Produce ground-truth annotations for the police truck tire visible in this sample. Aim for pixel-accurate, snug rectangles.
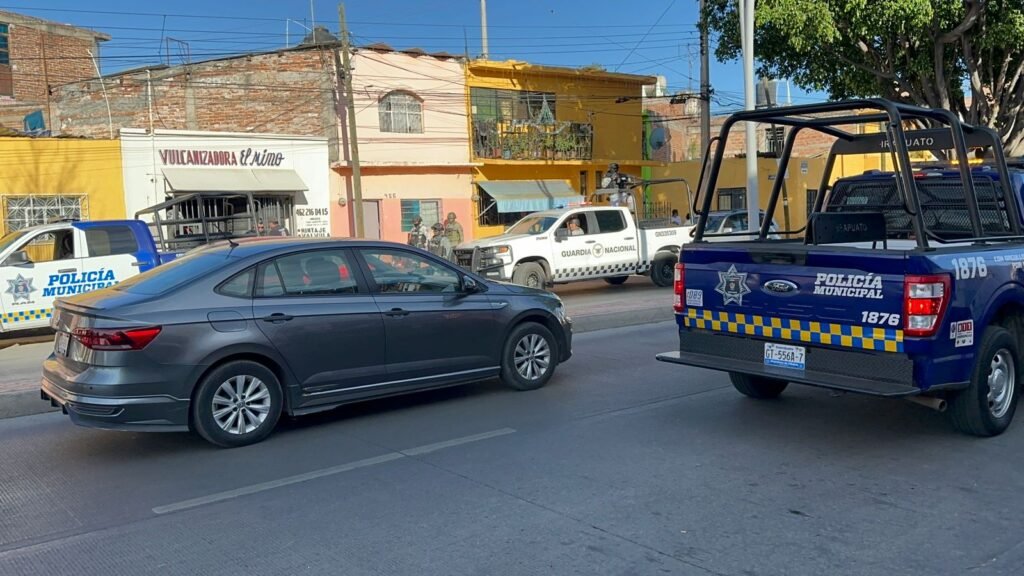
[192,361,283,448]
[500,322,558,391]
[604,276,629,285]
[650,254,676,287]
[947,326,1020,437]
[512,262,547,288]
[729,372,788,399]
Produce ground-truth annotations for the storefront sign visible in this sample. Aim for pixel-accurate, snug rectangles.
[159,148,286,167]
[295,207,330,238]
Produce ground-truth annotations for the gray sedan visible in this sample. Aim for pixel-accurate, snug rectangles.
[41,238,572,447]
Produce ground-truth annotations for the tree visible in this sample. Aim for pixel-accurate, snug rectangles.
[703,0,1024,154]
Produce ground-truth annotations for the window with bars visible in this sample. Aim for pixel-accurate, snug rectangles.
[2,195,86,236]
[379,91,423,134]
[400,199,440,231]
[0,22,11,96]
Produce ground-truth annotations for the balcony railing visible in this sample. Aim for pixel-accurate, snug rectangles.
[472,119,593,161]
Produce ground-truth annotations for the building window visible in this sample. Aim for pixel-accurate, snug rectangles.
[579,171,588,194]
[400,199,440,230]
[0,23,11,96]
[379,91,423,134]
[807,189,818,216]
[470,88,556,123]
[764,126,785,157]
[717,188,746,211]
[3,195,86,234]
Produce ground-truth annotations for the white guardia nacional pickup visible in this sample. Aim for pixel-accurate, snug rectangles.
[453,205,693,288]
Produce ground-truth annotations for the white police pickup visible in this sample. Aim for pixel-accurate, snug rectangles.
[0,219,165,333]
[454,206,692,288]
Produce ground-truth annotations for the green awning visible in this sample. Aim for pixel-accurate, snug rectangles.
[477,180,583,213]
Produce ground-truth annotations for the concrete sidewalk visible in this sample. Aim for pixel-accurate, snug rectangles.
[0,278,673,420]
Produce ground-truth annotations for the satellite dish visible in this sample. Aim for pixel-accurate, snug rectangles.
[648,126,667,151]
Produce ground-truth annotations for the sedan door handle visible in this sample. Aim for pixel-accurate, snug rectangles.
[261,313,294,323]
[584,240,596,244]
[624,236,635,240]
[57,268,77,274]
[384,308,410,317]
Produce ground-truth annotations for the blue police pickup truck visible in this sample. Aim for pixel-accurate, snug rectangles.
[0,191,272,334]
[657,99,1024,437]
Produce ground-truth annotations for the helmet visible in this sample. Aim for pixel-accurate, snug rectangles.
[412,216,423,225]
[431,222,444,231]
[608,163,619,171]
[447,212,456,220]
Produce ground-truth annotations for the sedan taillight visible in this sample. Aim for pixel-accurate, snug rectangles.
[73,327,162,351]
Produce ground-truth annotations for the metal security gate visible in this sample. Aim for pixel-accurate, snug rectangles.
[253,195,294,235]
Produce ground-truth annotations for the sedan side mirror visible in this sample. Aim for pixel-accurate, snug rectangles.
[554,228,569,243]
[462,275,484,294]
[2,250,31,267]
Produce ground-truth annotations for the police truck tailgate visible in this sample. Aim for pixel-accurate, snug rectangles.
[663,241,926,395]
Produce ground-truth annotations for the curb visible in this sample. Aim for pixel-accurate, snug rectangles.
[0,306,675,421]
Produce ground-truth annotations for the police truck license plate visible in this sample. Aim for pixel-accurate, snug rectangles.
[764,343,805,370]
[54,332,70,357]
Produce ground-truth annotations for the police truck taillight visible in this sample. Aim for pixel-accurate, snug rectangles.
[903,275,950,337]
[673,263,685,312]
[73,327,162,351]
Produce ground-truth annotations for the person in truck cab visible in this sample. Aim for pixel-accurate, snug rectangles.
[567,218,585,236]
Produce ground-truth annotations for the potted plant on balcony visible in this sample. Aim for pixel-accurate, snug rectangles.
[554,132,575,160]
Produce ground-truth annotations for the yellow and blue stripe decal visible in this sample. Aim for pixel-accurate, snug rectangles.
[683,308,904,353]
[1,308,52,324]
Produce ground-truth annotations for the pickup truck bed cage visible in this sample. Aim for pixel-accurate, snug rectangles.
[135,191,263,253]
[692,99,1024,248]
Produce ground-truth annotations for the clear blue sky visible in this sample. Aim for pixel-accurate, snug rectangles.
[6,0,822,112]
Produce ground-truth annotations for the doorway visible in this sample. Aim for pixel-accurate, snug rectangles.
[362,200,381,239]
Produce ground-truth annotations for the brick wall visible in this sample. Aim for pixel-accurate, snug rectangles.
[0,11,108,131]
[6,23,98,102]
[52,47,340,157]
[644,100,875,160]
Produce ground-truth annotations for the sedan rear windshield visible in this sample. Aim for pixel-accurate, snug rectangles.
[114,252,237,295]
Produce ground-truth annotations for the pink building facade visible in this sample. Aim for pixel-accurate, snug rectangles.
[332,47,477,246]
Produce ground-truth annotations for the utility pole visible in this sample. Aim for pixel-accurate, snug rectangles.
[698,0,711,154]
[338,3,364,237]
[739,0,759,233]
[480,0,489,58]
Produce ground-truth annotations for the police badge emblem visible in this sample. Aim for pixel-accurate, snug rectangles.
[715,265,751,305]
[5,274,35,303]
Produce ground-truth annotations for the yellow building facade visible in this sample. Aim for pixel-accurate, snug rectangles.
[0,137,126,260]
[466,60,659,238]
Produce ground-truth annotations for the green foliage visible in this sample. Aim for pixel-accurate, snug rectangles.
[703,0,1024,152]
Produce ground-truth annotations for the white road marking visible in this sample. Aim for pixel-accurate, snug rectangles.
[151,427,517,515]
[399,427,515,456]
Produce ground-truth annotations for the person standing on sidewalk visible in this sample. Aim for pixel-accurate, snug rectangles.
[443,212,463,247]
[407,216,428,250]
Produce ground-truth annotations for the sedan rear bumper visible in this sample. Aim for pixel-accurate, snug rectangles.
[41,376,190,432]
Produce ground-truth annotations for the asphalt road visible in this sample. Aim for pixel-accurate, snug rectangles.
[2,321,1023,576]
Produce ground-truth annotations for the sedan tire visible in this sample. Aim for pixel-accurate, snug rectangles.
[192,360,284,448]
[500,322,558,391]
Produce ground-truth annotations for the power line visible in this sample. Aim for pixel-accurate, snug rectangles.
[0,5,698,29]
[614,0,678,71]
